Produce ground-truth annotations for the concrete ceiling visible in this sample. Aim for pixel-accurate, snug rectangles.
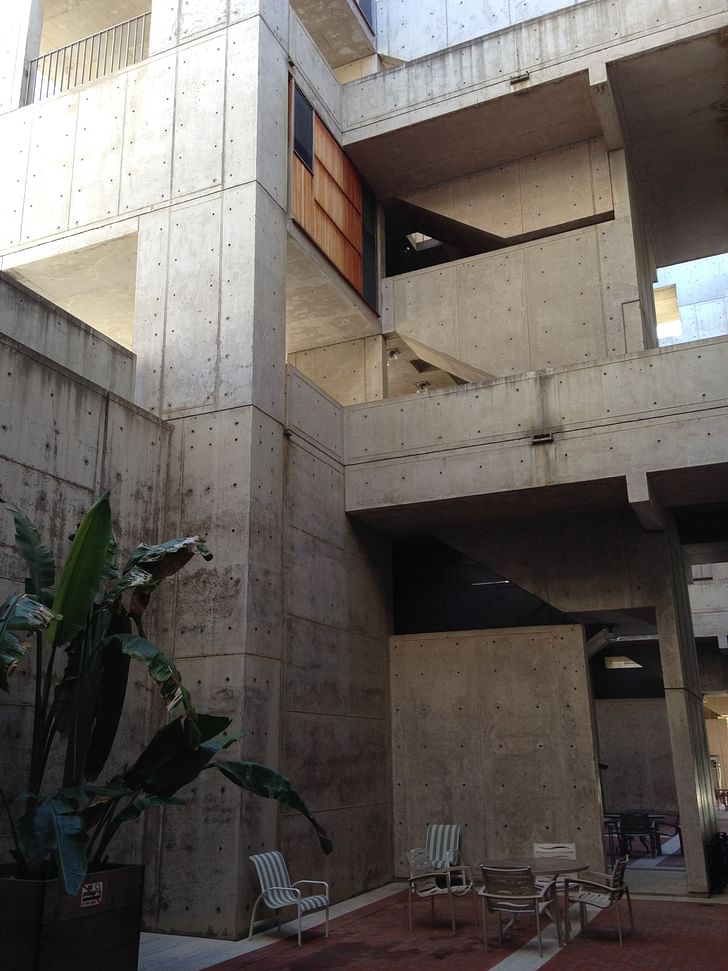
[608,31,728,268]
[345,72,603,199]
[286,232,379,353]
[7,234,137,348]
[40,0,150,54]
[704,694,728,718]
[290,0,375,69]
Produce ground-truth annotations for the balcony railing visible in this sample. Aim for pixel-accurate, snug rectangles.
[25,12,151,105]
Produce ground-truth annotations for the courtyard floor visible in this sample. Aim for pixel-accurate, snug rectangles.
[140,880,728,971]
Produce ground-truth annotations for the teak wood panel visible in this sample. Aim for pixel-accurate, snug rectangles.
[292,113,364,294]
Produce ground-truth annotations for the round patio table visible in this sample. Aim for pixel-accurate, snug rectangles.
[480,857,589,876]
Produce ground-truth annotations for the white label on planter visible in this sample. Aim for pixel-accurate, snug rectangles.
[81,881,104,908]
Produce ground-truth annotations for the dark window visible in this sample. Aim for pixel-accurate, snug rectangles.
[293,87,314,172]
[357,0,375,29]
[362,182,377,308]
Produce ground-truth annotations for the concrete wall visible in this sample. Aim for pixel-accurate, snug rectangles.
[383,219,638,377]
[595,699,678,813]
[656,255,728,347]
[375,0,582,62]
[288,337,385,404]
[390,625,605,874]
[402,138,612,240]
[0,273,134,397]
[383,143,651,378]
[0,330,170,868]
[279,369,391,900]
[0,0,41,114]
[432,510,715,892]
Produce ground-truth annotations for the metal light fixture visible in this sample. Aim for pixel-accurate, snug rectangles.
[414,380,431,394]
[387,348,401,366]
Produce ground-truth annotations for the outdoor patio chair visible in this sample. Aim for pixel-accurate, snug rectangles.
[425,823,462,869]
[564,855,633,946]
[478,866,561,956]
[533,841,577,892]
[618,811,658,857]
[248,850,330,947]
[655,813,683,855]
[407,847,476,934]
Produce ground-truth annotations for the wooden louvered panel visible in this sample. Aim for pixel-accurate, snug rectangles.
[292,155,315,232]
[313,204,363,292]
[314,164,362,252]
[314,117,344,186]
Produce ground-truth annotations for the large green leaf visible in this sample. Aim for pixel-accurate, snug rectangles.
[49,494,113,647]
[123,715,234,793]
[1,502,55,602]
[17,798,88,895]
[214,761,333,855]
[122,536,213,578]
[0,594,56,691]
[119,633,196,720]
[83,615,134,781]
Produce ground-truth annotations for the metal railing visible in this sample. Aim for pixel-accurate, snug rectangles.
[25,11,151,105]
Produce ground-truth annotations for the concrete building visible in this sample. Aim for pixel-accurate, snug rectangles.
[2,0,728,939]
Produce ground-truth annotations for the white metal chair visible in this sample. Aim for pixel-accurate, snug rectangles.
[248,850,330,947]
[564,856,633,946]
[478,866,561,955]
[407,847,476,934]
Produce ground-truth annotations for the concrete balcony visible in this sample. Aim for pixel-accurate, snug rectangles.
[26,10,151,105]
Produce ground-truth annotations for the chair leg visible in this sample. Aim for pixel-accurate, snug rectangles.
[325,903,330,940]
[625,887,634,932]
[448,891,456,935]
[579,901,586,933]
[498,912,505,945]
[247,898,261,940]
[551,897,562,948]
[615,899,623,947]
[471,887,478,926]
[297,904,302,947]
[481,899,488,950]
[535,909,543,958]
[408,892,413,932]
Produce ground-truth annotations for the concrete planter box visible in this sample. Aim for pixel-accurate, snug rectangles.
[0,863,144,971]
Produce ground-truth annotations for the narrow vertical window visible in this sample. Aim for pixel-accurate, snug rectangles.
[293,87,314,172]
[362,182,378,308]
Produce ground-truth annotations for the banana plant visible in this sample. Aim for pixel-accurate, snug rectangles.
[0,494,331,896]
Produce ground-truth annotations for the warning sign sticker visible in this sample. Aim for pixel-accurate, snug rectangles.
[80,881,104,908]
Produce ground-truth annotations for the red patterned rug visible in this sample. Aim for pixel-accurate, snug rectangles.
[204,890,553,970]
[204,892,728,971]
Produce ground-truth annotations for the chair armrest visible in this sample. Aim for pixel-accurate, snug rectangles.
[263,886,301,899]
[564,877,613,894]
[580,869,611,884]
[293,880,329,895]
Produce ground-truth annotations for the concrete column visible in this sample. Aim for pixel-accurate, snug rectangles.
[657,520,717,894]
[0,0,42,114]
[134,11,291,937]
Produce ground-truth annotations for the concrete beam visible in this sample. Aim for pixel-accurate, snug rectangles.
[627,472,666,532]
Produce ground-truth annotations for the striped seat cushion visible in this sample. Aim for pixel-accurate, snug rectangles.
[299,894,329,914]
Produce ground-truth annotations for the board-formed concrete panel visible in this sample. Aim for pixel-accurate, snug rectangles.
[596,699,678,813]
[390,626,604,875]
[119,54,176,213]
